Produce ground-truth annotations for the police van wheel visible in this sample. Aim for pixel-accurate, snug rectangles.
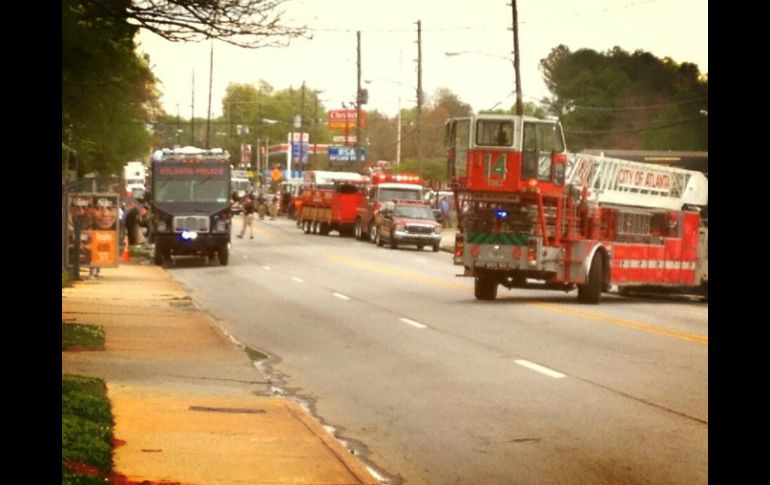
[154,247,165,266]
[218,247,229,266]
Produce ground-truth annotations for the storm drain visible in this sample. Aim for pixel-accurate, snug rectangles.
[189,405,266,414]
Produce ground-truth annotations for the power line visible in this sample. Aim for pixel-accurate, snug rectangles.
[564,115,706,135]
[568,97,707,112]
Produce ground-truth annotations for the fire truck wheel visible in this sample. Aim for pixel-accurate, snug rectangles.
[369,223,377,243]
[320,222,330,235]
[217,247,229,265]
[312,221,320,234]
[355,219,363,240]
[578,255,602,304]
[474,274,497,300]
[303,220,311,234]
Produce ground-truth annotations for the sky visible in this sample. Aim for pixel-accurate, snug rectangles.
[136,0,707,120]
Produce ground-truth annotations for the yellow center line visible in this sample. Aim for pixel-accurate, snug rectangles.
[327,252,708,346]
[530,302,708,346]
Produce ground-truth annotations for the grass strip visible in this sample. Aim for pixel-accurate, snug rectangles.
[62,324,105,351]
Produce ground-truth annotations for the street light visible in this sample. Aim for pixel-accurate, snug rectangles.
[364,79,417,167]
[445,50,522,115]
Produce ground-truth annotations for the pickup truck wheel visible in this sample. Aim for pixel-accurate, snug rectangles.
[577,255,602,304]
[474,274,497,300]
[417,244,424,251]
[390,238,398,250]
[432,243,440,252]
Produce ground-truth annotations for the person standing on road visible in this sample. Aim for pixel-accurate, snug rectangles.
[270,192,279,220]
[439,196,450,228]
[237,192,256,239]
[256,191,267,220]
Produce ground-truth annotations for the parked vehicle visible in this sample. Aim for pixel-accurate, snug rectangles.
[374,199,442,251]
[148,146,232,266]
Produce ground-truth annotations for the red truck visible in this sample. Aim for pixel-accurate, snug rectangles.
[297,171,365,237]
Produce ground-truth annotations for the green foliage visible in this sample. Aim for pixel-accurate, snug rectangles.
[62,375,114,472]
[62,0,159,177]
[62,271,73,288]
[539,45,707,151]
[62,324,105,351]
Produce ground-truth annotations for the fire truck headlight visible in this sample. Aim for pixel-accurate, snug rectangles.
[181,231,198,240]
[156,221,168,232]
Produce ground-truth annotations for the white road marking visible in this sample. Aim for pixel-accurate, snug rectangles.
[333,292,351,301]
[399,317,427,329]
[291,277,304,283]
[263,266,271,271]
[514,359,566,379]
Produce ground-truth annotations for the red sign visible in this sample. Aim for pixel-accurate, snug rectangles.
[327,109,366,129]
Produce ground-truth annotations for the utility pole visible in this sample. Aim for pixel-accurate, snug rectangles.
[300,80,306,171]
[416,20,423,175]
[313,94,319,168]
[511,1,523,116]
[206,41,214,148]
[355,31,362,168]
[176,104,181,146]
[191,71,195,145]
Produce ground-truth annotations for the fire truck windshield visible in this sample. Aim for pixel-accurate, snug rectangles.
[155,179,229,203]
[378,188,422,202]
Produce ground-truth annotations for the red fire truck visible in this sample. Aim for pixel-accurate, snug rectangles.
[297,171,365,236]
[354,172,425,243]
[446,114,708,303]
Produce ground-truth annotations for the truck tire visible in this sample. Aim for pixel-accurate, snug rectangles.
[154,246,165,266]
[474,274,497,300]
[355,218,363,240]
[578,255,602,304]
[218,247,229,266]
[432,242,440,252]
[369,223,378,244]
[376,230,383,246]
[320,222,330,235]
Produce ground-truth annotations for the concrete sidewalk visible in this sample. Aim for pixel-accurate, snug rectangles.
[62,262,378,485]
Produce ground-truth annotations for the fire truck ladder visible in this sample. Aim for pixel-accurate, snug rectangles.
[566,154,708,211]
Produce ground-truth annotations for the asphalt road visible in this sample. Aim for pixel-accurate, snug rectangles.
[166,217,708,485]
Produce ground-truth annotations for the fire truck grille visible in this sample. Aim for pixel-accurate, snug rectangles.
[406,225,434,234]
[173,216,210,233]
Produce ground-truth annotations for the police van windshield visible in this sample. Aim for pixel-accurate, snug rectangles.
[155,180,229,203]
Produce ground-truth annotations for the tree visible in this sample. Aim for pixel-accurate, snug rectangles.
[539,45,707,151]
[81,0,307,48]
[63,0,160,177]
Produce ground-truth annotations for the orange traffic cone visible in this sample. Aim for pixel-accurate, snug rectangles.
[120,245,130,262]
